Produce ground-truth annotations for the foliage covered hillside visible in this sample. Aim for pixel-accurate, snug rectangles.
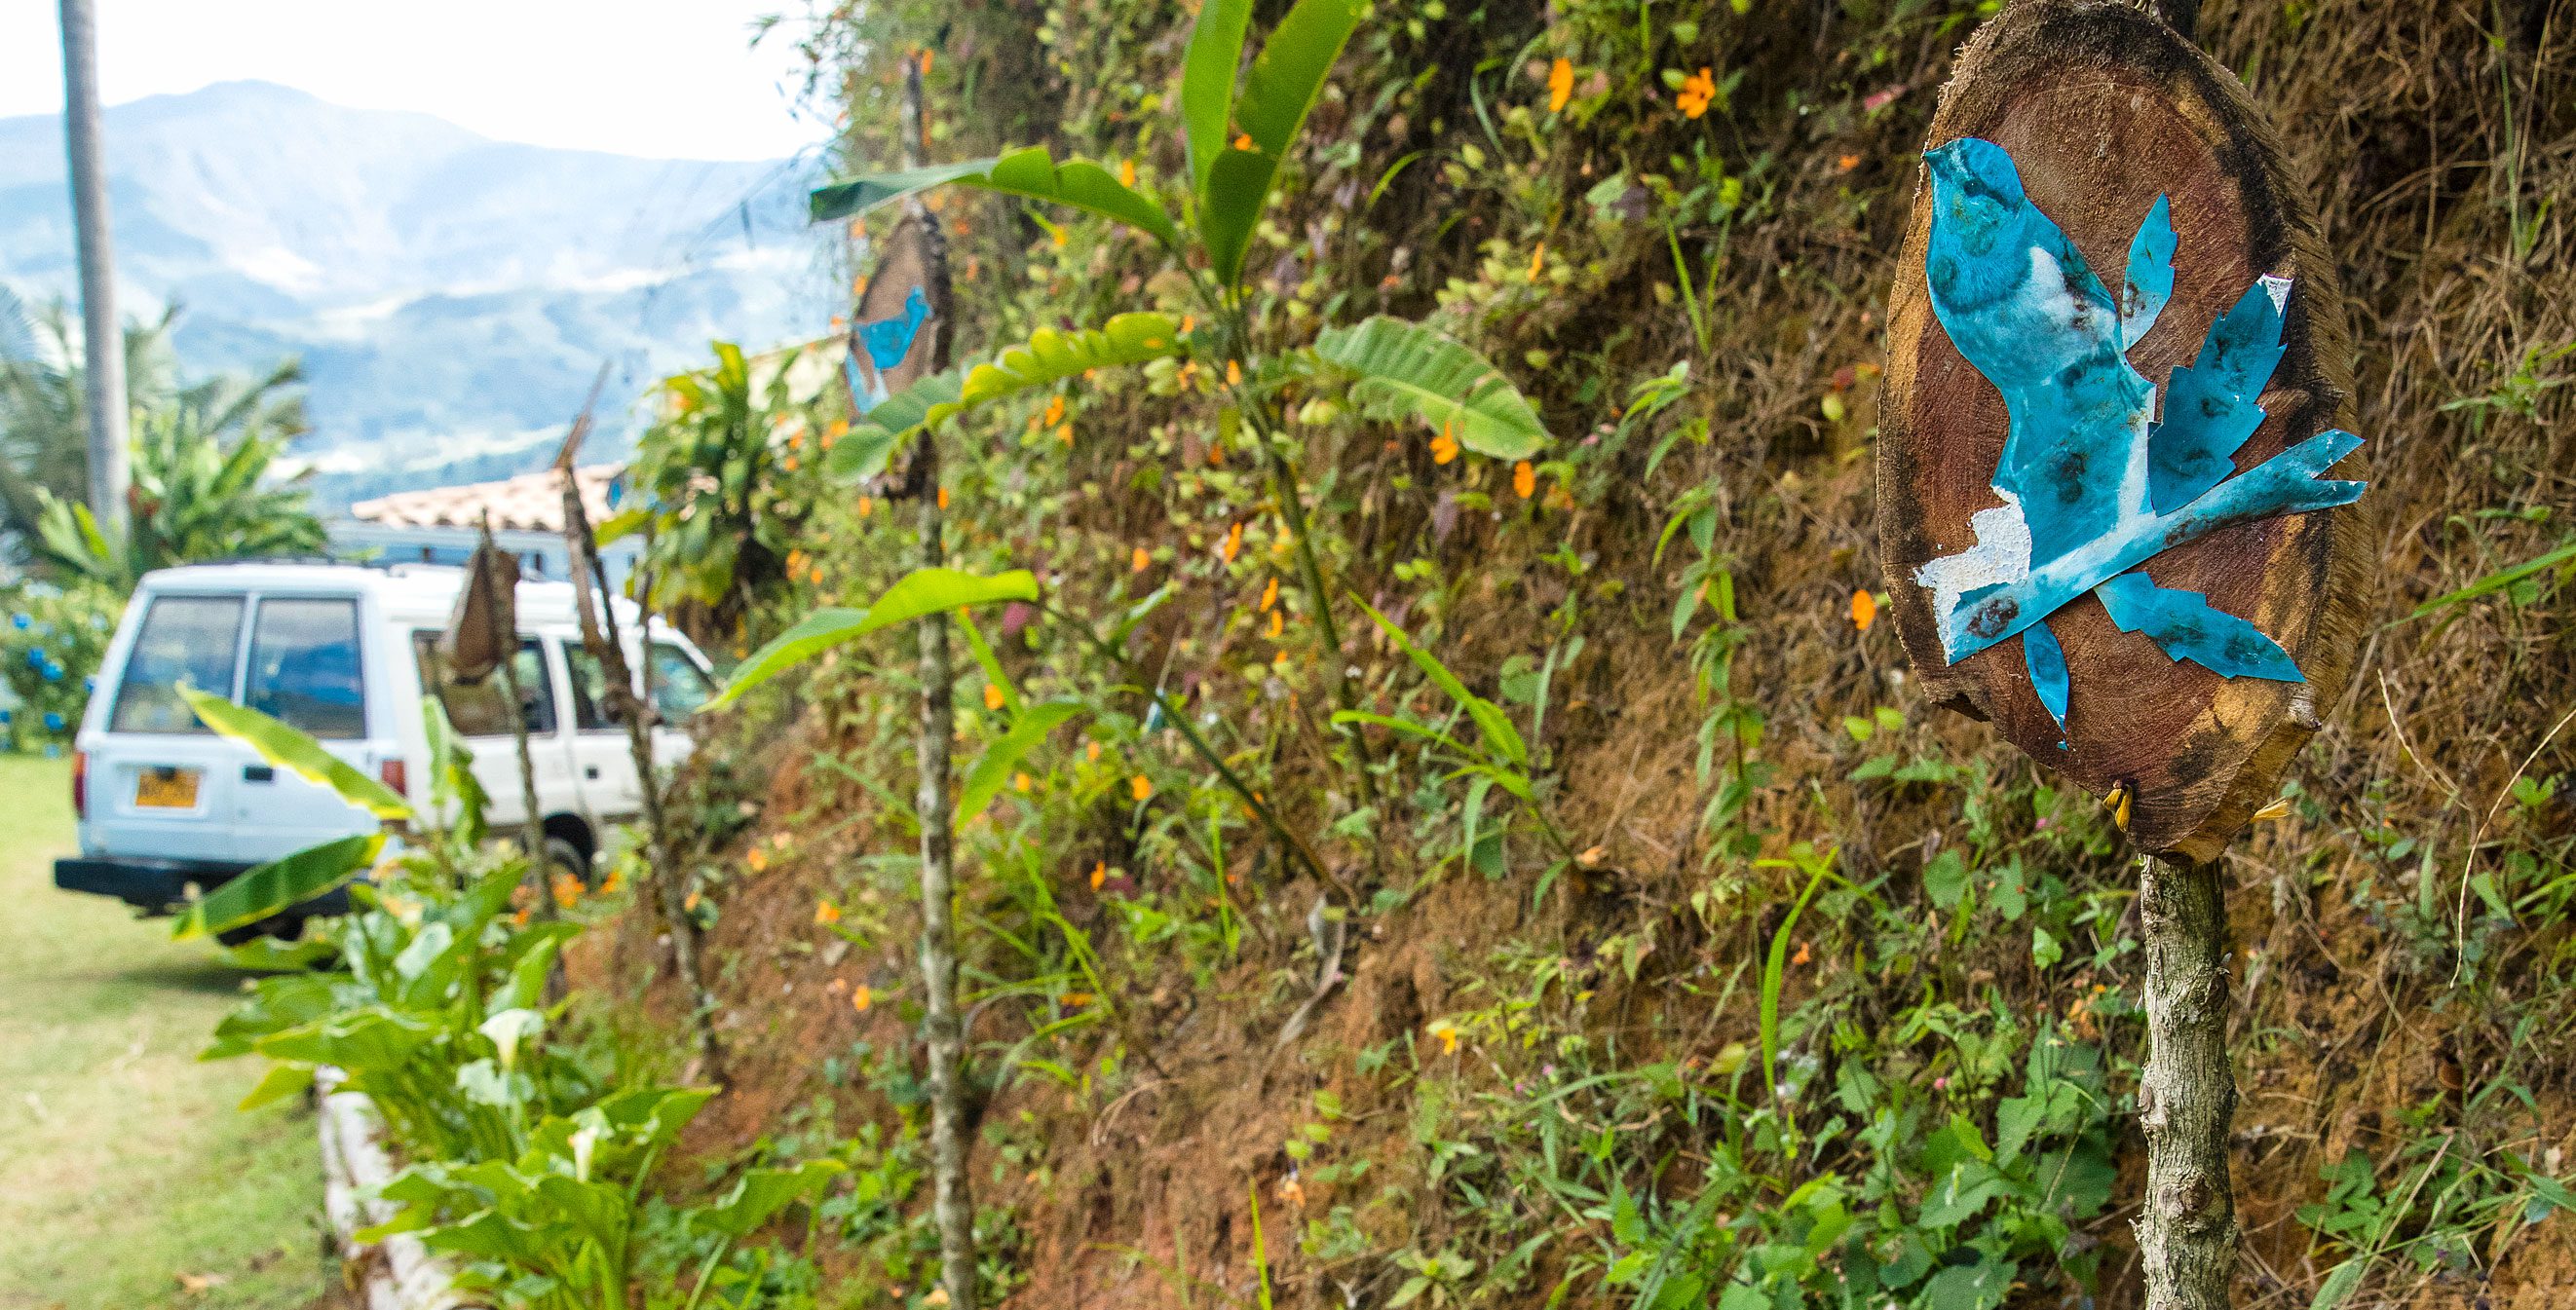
[585,0,2576,1306]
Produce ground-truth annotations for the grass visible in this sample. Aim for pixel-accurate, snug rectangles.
[0,754,327,1310]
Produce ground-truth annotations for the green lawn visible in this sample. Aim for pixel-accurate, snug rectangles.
[0,754,327,1310]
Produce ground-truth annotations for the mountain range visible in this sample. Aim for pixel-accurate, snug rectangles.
[0,80,836,505]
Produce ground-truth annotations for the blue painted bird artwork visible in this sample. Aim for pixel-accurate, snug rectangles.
[1914,136,2368,746]
[843,285,931,415]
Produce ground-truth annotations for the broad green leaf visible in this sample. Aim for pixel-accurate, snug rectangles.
[1234,0,1362,158]
[237,1063,316,1111]
[958,700,1087,830]
[256,1006,434,1071]
[1181,0,1257,197]
[830,316,1187,483]
[811,148,1182,249]
[181,687,410,820]
[807,159,993,221]
[829,369,966,481]
[592,505,651,545]
[1313,317,1549,460]
[705,1160,847,1238]
[1200,147,1277,288]
[1352,598,1528,766]
[708,569,1041,708]
[178,833,384,940]
[962,313,1187,407]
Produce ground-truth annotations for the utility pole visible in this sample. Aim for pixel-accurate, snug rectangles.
[59,0,128,536]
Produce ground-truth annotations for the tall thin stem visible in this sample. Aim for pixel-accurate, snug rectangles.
[2136,854,2239,1309]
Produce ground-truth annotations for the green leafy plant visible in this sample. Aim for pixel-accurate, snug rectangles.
[809,0,1549,829]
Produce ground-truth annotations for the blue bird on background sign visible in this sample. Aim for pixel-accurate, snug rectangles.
[1915,137,2367,744]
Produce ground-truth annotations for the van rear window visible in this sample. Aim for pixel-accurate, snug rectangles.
[108,594,245,733]
[245,598,366,739]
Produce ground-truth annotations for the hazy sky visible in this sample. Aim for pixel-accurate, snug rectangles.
[0,0,826,161]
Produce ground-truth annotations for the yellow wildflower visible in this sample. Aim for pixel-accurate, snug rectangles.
[1428,1019,1460,1054]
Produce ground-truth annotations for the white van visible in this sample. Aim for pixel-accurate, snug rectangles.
[54,560,718,931]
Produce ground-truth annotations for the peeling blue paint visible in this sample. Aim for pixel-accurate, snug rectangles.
[1915,137,2367,743]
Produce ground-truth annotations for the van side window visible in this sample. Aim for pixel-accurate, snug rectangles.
[562,645,618,732]
[412,632,557,737]
[244,598,367,739]
[109,595,246,733]
[649,644,714,721]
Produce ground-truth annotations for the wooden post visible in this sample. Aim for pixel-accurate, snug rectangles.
[554,405,720,1072]
[2137,855,2237,1308]
[889,53,979,1310]
[478,516,554,925]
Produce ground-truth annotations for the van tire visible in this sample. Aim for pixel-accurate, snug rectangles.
[545,837,590,888]
[216,914,306,948]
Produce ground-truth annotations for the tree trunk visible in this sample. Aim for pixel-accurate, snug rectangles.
[57,0,128,537]
[893,56,980,1310]
[2136,855,2238,1309]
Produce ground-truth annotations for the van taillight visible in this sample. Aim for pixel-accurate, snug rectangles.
[379,758,407,798]
[71,750,88,819]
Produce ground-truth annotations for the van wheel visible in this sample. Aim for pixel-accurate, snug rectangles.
[216,914,306,948]
[545,837,591,888]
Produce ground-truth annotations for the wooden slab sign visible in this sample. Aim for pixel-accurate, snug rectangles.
[1877,0,2373,861]
[844,212,948,413]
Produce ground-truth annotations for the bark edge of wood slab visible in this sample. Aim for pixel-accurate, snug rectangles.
[1876,0,2372,862]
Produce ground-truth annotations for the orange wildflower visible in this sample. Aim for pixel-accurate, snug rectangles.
[1850,588,1877,633]
[1053,422,1073,446]
[1085,740,1102,762]
[1226,358,1243,386]
[1042,395,1066,427]
[1837,153,1861,172]
[1547,57,1574,114]
[1791,941,1812,966]
[747,847,770,873]
[1090,861,1108,890]
[857,496,874,518]
[1529,242,1546,280]
[1118,158,1138,188]
[984,683,1006,710]
[937,486,951,509]
[1678,66,1717,119]
[1013,771,1034,793]
[1513,460,1536,499]
[551,872,582,909]
[1130,774,1154,802]
[1268,609,1284,639]
[1428,1019,1460,1054]
[1223,521,1244,562]
[1232,131,1253,150]
[1430,424,1461,465]
[852,985,873,1013]
[815,900,841,925]
[1259,577,1280,613]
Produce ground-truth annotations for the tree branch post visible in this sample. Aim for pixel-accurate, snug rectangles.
[892,53,980,1310]
[2136,854,2239,1309]
[552,415,721,1074]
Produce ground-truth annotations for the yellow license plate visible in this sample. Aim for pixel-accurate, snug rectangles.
[134,767,202,809]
